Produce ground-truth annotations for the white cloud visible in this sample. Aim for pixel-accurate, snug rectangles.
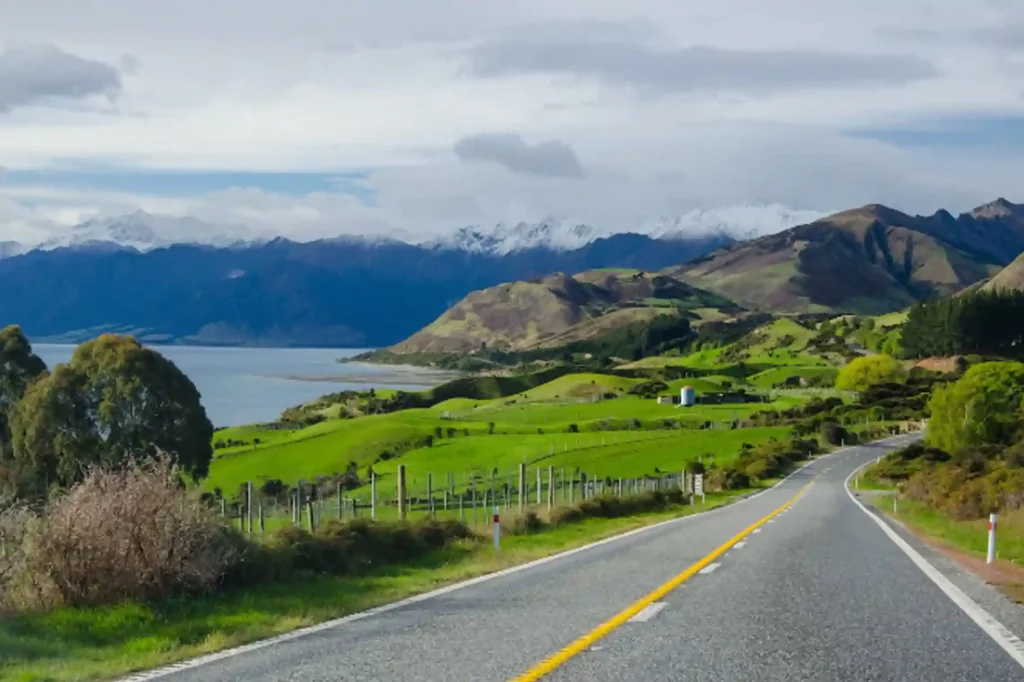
[0,0,1023,243]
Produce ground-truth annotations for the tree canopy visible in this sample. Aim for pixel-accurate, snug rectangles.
[926,361,1024,454]
[835,354,907,392]
[901,290,1024,359]
[0,325,47,460]
[3,334,213,497]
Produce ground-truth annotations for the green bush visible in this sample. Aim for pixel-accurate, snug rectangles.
[821,421,849,446]
[545,488,687,527]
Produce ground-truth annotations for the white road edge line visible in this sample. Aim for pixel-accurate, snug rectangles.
[845,462,1024,669]
[116,447,849,681]
[698,562,722,575]
[628,601,668,623]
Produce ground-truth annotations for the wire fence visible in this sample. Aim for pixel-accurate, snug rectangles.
[221,464,706,536]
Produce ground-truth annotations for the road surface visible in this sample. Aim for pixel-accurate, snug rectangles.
[127,436,1024,682]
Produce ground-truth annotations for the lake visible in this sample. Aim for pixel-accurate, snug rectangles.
[32,345,451,428]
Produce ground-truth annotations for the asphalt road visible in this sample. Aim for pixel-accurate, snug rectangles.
[132,435,1024,682]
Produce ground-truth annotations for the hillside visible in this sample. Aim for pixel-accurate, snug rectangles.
[0,233,731,347]
[981,251,1024,293]
[670,200,1023,314]
[389,270,739,354]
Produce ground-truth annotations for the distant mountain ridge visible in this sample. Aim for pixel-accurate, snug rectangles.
[3,199,1020,348]
[0,231,732,347]
[422,204,824,255]
[385,198,1024,356]
[0,203,822,258]
[672,199,1024,314]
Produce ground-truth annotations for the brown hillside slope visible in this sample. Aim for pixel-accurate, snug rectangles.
[981,252,1024,293]
[670,202,1012,314]
[389,270,736,353]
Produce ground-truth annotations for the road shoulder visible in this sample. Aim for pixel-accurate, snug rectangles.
[852,490,1024,644]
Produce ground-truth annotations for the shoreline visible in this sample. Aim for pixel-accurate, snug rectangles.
[256,362,463,387]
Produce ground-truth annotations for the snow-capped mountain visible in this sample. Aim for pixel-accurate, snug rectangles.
[1,203,827,258]
[35,211,267,253]
[641,205,828,242]
[424,204,827,255]
[428,220,606,255]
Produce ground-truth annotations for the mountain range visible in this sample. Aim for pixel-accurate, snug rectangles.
[3,199,1022,349]
[1,204,821,258]
[0,231,731,347]
[672,199,1024,313]
[384,198,1024,355]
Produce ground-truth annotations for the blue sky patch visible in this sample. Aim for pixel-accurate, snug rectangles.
[4,168,377,204]
[848,115,1024,149]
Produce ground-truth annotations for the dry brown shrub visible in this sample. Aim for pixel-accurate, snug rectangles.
[27,456,235,608]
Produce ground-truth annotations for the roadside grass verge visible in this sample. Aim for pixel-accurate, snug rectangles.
[0,491,744,682]
[880,498,1024,566]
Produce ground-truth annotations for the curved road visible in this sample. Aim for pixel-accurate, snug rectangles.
[127,436,1024,682]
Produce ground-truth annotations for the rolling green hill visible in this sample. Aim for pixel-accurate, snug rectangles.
[204,371,802,496]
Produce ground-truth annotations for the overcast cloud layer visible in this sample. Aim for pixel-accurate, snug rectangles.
[1,0,1024,244]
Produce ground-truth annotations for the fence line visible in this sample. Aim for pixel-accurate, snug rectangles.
[219,463,702,535]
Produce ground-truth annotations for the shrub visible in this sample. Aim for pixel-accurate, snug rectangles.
[821,421,849,446]
[267,517,473,576]
[21,457,236,609]
[0,498,35,611]
[504,510,545,535]
[708,468,751,490]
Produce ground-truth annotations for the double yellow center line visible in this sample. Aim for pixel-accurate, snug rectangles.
[509,481,813,681]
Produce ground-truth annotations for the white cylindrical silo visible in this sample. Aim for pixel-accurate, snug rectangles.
[681,386,695,407]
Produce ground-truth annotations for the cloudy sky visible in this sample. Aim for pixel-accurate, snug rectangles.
[1,0,1024,244]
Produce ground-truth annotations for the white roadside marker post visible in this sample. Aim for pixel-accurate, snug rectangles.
[987,513,997,565]
[493,506,501,552]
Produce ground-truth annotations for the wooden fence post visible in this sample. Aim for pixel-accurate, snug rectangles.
[397,465,407,520]
[547,466,554,511]
[518,463,526,512]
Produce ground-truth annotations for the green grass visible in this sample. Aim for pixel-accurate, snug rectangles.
[884,499,1024,565]
[359,427,790,499]
[0,492,747,682]
[861,459,1023,564]
[205,411,489,494]
[873,310,909,329]
[444,393,794,427]
[620,317,840,372]
[509,373,638,401]
[746,365,838,389]
[204,370,804,497]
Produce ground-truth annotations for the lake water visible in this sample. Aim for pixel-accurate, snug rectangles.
[32,345,449,428]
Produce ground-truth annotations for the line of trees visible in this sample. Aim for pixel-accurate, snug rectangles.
[900,290,1024,359]
[0,326,213,499]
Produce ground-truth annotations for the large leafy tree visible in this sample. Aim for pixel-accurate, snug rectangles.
[6,334,212,497]
[0,325,47,459]
[926,361,1024,454]
[835,354,907,392]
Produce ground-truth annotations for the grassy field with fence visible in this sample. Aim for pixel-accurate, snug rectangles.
[205,380,801,497]
[217,423,790,534]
